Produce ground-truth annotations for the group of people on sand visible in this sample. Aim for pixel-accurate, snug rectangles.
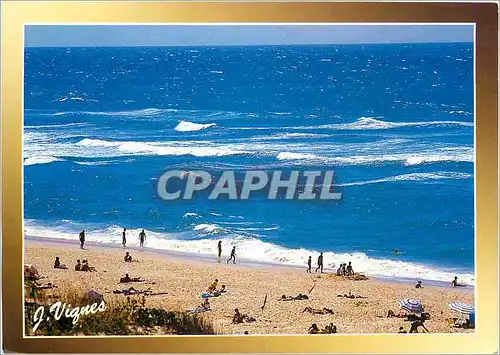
[336,262,354,276]
[53,257,95,272]
[203,279,228,297]
[74,259,96,272]
[306,254,355,276]
[308,323,337,334]
[78,228,148,249]
[306,253,324,273]
[217,241,237,264]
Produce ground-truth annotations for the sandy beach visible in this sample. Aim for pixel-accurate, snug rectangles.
[24,238,474,335]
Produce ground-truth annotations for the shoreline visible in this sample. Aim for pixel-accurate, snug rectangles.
[25,235,473,292]
[24,237,475,335]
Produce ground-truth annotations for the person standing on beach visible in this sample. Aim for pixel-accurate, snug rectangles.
[307,256,312,273]
[139,229,146,247]
[122,228,127,247]
[315,252,323,273]
[217,241,222,263]
[227,246,236,264]
[79,230,85,249]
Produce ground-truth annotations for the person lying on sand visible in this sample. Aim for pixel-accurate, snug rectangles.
[187,299,212,314]
[303,307,333,315]
[405,313,430,322]
[337,291,367,299]
[119,273,144,283]
[54,257,68,270]
[454,318,474,329]
[308,323,320,334]
[280,293,309,301]
[36,282,58,290]
[322,323,337,334]
[218,285,227,293]
[387,309,407,318]
[114,287,142,295]
[124,252,133,262]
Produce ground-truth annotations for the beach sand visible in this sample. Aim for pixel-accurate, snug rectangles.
[24,238,474,335]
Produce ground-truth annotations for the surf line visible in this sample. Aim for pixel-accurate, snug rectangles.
[156,170,342,201]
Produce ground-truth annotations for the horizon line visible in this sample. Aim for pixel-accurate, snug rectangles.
[25,41,474,49]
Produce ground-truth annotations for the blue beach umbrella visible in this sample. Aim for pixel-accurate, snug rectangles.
[399,299,424,313]
[449,302,474,315]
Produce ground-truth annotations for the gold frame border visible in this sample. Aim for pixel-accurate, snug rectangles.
[2,2,498,353]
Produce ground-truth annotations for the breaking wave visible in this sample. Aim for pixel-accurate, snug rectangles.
[24,219,475,286]
[175,121,217,132]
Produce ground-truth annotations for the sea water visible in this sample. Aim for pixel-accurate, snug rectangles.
[24,43,474,284]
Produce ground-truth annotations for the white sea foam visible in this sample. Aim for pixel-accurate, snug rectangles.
[235,117,474,132]
[193,224,225,234]
[75,138,251,157]
[24,156,64,166]
[175,121,217,132]
[183,212,201,218]
[313,117,474,130]
[24,220,475,286]
[25,122,90,129]
[277,152,324,161]
[251,133,329,140]
[337,172,472,187]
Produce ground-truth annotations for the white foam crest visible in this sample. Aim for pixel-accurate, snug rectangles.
[71,108,172,117]
[277,152,324,161]
[193,224,225,234]
[24,156,64,166]
[23,131,472,167]
[251,133,329,141]
[236,117,474,132]
[24,220,474,286]
[25,122,90,129]
[74,159,135,166]
[337,172,472,187]
[315,117,474,130]
[175,121,217,132]
[74,138,252,157]
[183,212,201,218]
[277,148,473,166]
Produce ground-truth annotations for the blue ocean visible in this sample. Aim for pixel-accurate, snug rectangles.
[24,43,474,284]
